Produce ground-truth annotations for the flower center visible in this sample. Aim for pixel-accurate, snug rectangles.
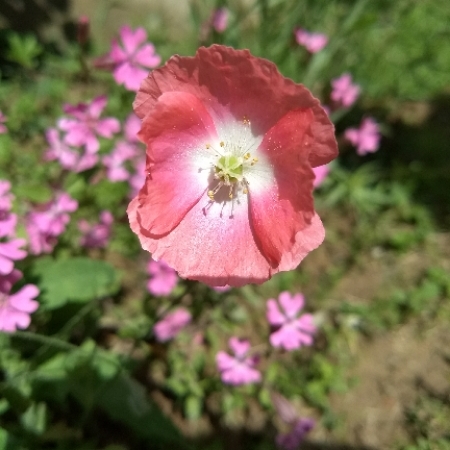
[205,119,261,202]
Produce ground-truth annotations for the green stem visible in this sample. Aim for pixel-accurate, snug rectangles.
[11,331,76,351]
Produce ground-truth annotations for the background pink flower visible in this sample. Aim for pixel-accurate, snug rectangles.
[216,337,261,385]
[0,111,7,134]
[267,292,316,351]
[331,73,360,107]
[109,26,161,91]
[103,141,137,182]
[58,96,120,153]
[153,308,191,342]
[78,211,113,248]
[26,192,78,255]
[295,29,328,53]
[212,7,229,33]
[0,270,39,333]
[124,113,141,143]
[147,259,178,296]
[312,164,330,188]
[345,117,381,155]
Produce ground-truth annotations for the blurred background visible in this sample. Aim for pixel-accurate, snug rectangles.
[0,1,449,449]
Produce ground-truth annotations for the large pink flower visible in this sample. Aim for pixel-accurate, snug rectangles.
[128,45,338,287]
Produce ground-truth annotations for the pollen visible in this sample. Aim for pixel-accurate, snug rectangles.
[207,190,215,200]
[244,152,251,160]
[205,143,211,149]
[220,141,225,147]
[242,116,250,126]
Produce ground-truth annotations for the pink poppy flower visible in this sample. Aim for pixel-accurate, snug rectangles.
[78,211,113,248]
[58,96,120,153]
[108,26,161,91]
[272,392,315,450]
[0,270,39,332]
[330,73,360,108]
[0,111,7,134]
[212,7,229,33]
[345,117,381,156]
[266,291,316,351]
[295,29,328,53]
[216,337,261,386]
[153,307,191,342]
[127,45,338,287]
[146,259,178,296]
[312,164,329,188]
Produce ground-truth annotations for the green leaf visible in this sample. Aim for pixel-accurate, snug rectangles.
[0,427,19,450]
[96,373,185,447]
[31,257,119,309]
[20,402,47,435]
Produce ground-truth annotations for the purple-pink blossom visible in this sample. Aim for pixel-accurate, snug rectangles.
[331,73,360,108]
[295,29,328,53]
[0,111,7,134]
[0,181,17,237]
[107,26,161,91]
[58,96,120,153]
[146,259,178,296]
[103,141,137,182]
[128,158,146,198]
[0,270,39,333]
[267,292,316,351]
[276,418,315,450]
[212,7,229,33]
[216,337,261,386]
[26,192,78,255]
[0,237,27,275]
[153,307,191,342]
[272,393,315,450]
[312,164,330,188]
[78,211,113,248]
[345,117,381,156]
[124,113,141,143]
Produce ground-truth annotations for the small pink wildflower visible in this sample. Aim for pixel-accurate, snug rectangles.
[0,236,27,275]
[0,111,7,134]
[0,270,39,332]
[216,337,261,386]
[312,164,330,188]
[128,157,146,198]
[212,285,231,293]
[103,141,137,182]
[345,117,381,156]
[267,292,316,351]
[108,26,161,91]
[276,418,315,450]
[58,96,120,153]
[26,192,78,254]
[331,73,360,108]
[124,113,141,143]
[272,393,315,450]
[146,259,178,296]
[45,128,78,168]
[0,181,17,237]
[78,211,113,248]
[153,307,191,342]
[212,7,229,33]
[295,29,328,53]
